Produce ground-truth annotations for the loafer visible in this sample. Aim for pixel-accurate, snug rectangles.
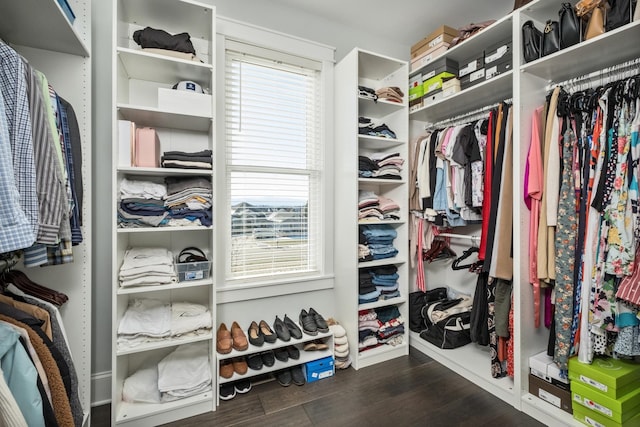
[299,309,318,336]
[314,339,329,351]
[235,379,251,394]
[220,359,234,379]
[259,320,277,344]
[303,341,318,351]
[286,345,300,360]
[276,369,292,387]
[261,350,275,367]
[216,323,233,354]
[219,383,236,400]
[247,321,264,347]
[247,353,263,371]
[274,347,289,362]
[309,308,329,333]
[231,321,249,351]
[283,315,303,340]
[232,357,248,375]
[291,365,306,386]
[273,316,291,342]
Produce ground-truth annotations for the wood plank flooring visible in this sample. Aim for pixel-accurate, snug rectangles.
[91,348,546,426]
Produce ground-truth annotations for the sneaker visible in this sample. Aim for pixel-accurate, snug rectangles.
[309,308,329,333]
[274,347,289,362]
[219,383,236,400]
[276,369,292,387]
[234,379,252,394]
[287,345,300,360]
[290,365,306,386]
[247,353,263,371]
[261,350,275,367]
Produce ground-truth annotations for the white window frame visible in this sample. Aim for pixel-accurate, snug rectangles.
[215,16,335,302]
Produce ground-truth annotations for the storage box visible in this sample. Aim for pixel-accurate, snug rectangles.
[421,57,458,94]
[423,71,457,96]
[529,373,573,414]
[573,402,640,427]
[176,261,211,282]
[422,89,444,107]
[529,351,569,389]
[569,357,640,399]
[304,356,334,383]
[409,74,424,102]
[484,40,512,66]
[57,0,76,24]
[442,78,461,98]
[158,88,213,116]
[485,59,512,81]
[411,25,458,56]
[571,380,640,423]
[410,44,450,73]
[458,56,485,78]
[460,68,485,90]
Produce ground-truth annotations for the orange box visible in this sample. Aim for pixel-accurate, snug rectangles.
[411,25,458,55]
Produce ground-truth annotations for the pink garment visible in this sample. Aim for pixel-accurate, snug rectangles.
[616,247,640,305]
[416,219,426,291]
[527,107,544,328]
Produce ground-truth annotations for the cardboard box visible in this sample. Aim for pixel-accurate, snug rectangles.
[571,380,640,423]
[423,71,457,96]
[569,357,640,399]
[529,373,573,414]
[157,88,212,116]
[459,56,485,78]
[529,351,570,390]
[409,99,423,113]
[410,44,449,73]
[304,356,334,383]
[573,403,640,427]
[411,25,458,55]
[422,89,444,107]
[484,40,512,66]
[421,56,458,81]
[460,68,485,90]
[485,57,512,81]
[442,78,461,98]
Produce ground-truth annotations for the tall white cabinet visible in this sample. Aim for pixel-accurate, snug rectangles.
[110,0,216,425]
[0,0,93,423]
[334,48,410,369]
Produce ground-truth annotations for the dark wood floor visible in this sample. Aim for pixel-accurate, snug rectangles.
[92,348,546,426]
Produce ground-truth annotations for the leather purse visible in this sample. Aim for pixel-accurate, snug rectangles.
[522,20,543,63]
[559,3,581,48]
[576,0,603,16]
[541,20,561,57]
[585,5,607,39]
[606,0,633,31]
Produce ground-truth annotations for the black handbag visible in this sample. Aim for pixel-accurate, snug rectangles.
[541,20,561,57]
[559,2,581,48]
[522,20,542,63]
[408,287,448,332]
[606,0,634,31]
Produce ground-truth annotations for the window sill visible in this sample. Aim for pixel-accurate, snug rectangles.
[216,274,335,304]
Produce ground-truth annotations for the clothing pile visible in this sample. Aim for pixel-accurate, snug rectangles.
[358,85,377,101]
[358,270,379,303]
[370,265,400,300]
[375,86,404,103]
[358,224,398,262]
[358,306,405,353]
[327,318,351,369]
[358,152,404,179]
[164,176,212,227]
[117,298,212,350]
[358,117,397,139]
[358,190,400,222]
[118,247,177,288]
[161,149,212,170]
[123,342,211,403]
[118,177,168,227]
[133,26,201,62]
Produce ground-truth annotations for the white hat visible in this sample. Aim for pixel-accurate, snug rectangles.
[172,80,204,93]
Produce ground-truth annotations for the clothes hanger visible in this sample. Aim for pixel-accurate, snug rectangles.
[451,246,479,271]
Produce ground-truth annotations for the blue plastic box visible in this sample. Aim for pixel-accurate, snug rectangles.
[304,356,334,383]
[57,0,76,25]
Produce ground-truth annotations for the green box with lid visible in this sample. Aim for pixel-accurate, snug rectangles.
[571,380,640,423]
[573,402,640,427]
[568,357,640,399]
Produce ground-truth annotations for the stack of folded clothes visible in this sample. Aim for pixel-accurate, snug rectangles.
[376,305,404,346]
[358,117,397,139]
[157,342,211,401]
[358,190,400,222]
[358,270,380,303]
[370,152,404,179]
[118,247,177,288]
[118,177,169,228]
[359,224,398,261]
[161,149,212,170]
[358,85,377,101]
[164,176,212,227]
[327,318,351,369]
[370,265,400,300]
[375,86,404,103]
[358,309,380,352]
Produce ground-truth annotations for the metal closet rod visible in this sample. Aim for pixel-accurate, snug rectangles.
[436,232,481,241]
[549,57,640,92]
[425,98,512,130]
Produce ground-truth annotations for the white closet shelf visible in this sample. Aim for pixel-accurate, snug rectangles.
[358,296,406,311]
[409,71,512,123]
[357,50,406,81]
[116,332,213,356]
[117,225,212,233]
[358,97,405,118]
[521,393,576,426]
[521,20,640,83]
[117,166,213,177]
[218,348,333,384]
[115,391,214,425]
[118,48,213,85]
[358,135,406,149]
[358,178,406,186]
[0,0,89,57]
[358,219,405,226]
[359,258,406,269]
[116,279,213,295]
[118,104,213,132]
[357,342,408,368]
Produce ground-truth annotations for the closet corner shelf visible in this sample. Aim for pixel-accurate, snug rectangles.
[117,104,213,132]
[0,0,89,57]
[116,278,213,295]
[117,47,213,85]
[115,391,214,425]
[116,332,213,356]
[357,49,406,80]
[117,166,213,177]
[358,219,405,226]
[409,71,512,123]
[521,392,576,426]
[117,225,212,234]
[358,257,406,269]
[358,135,406,149]
[358,296,406,311]
[358,97,405,117]
[358,178,406,186]
[357,342,408,369]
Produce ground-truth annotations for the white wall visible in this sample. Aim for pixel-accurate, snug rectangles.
[90,0,408,404]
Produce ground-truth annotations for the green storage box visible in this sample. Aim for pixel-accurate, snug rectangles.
[573,400,640,427]
[571,380,640,423]
[569,357,640,399]
[422,71,456,96]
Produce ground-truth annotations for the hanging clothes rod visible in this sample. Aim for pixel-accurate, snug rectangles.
[436,232,481,241]
[425,98,512,130]
[547,57,640,92]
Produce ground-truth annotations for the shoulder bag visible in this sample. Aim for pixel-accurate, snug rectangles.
[541,20,561,57]
[522,20,542,63]
[606,0,633,31]
[585,4,607,39]
[559,3,581,48]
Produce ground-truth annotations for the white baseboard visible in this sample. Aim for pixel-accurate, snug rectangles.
[91,371,111,407]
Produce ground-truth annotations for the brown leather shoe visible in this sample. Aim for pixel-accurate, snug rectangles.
[216,323,232,354]
[220,359,234,379]
[232,357,248,375]
[231,321,249,351]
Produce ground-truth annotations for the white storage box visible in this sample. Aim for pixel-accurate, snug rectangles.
[157,88,212,116]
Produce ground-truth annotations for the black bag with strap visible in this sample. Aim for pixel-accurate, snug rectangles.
[408,287,448,332]
[559,2,581,48]
[522,20,543,63]
[541,20,561,57]
[606,0,635,31]
[419,299,472,349]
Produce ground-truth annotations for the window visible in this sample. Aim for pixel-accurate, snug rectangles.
[224,42,323,283]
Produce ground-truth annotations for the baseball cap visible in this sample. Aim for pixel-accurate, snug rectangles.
[172,80,204,93]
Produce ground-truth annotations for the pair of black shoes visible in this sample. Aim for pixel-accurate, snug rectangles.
[248,315,302,346]
[273,315,303,342]
[276,365,305,387]
[299,308,329,336]
[274,345,300,363]
[247,350,276,370]
[220,379,251,401]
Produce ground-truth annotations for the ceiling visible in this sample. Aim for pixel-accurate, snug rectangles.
[267,0,514,48]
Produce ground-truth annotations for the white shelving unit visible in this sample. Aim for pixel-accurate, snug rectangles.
[111,0,216,425]
[0,0,93,424]
[334,48,410,370]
